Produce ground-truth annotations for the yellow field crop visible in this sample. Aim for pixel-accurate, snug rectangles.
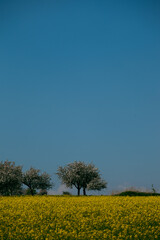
[0,196,159,239]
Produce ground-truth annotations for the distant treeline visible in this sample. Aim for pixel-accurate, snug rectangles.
[0,160,158,197]
[115,191,160,196]
[0,160,107,196]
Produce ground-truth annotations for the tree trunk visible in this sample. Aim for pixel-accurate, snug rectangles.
[77,187,80,196]
[83,188,86,196]
[30,188,34,196]
[10,189,13,196]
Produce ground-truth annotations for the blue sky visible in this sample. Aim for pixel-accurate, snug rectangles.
[0,0,160,194]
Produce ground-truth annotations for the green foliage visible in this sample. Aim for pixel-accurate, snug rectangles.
[24,188,37,195]
[0,160,22,196]
[22,167,53,195]
[63,191,72,195]
[57,161,107,195]
[38,189,48,195]
[116,191,160,196]
[151,184,156,193]
[87,177,107,191]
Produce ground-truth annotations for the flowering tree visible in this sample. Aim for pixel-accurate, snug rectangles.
[57,161,107,196]
[87,177,107,191]
[22,167,53,195]
[0,160,22,196]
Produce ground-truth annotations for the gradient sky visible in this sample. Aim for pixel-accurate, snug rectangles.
[0,0,160,194]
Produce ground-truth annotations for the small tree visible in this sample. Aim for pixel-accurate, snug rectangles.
[0,160,22,196]
[63,191,72,195]
[151,184,156,194]
[87,177,107,191]
[39,189,48,195]
[22,167,53,195]
[38,172,53,191]
[24,188,37,195]
[57,161,107,196]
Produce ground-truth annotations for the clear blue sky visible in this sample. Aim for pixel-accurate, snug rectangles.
[0,0,160,194]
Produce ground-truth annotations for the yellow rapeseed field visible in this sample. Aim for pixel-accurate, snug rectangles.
[0,196,159,239]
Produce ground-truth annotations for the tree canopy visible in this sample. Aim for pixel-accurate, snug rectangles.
[57,161,107,195]
[0,160,22,196]
[0,160,107,196]
[22,167,53,195]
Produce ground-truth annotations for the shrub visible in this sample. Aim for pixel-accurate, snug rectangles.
[63,191,72,195]
[115,191,160,196]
